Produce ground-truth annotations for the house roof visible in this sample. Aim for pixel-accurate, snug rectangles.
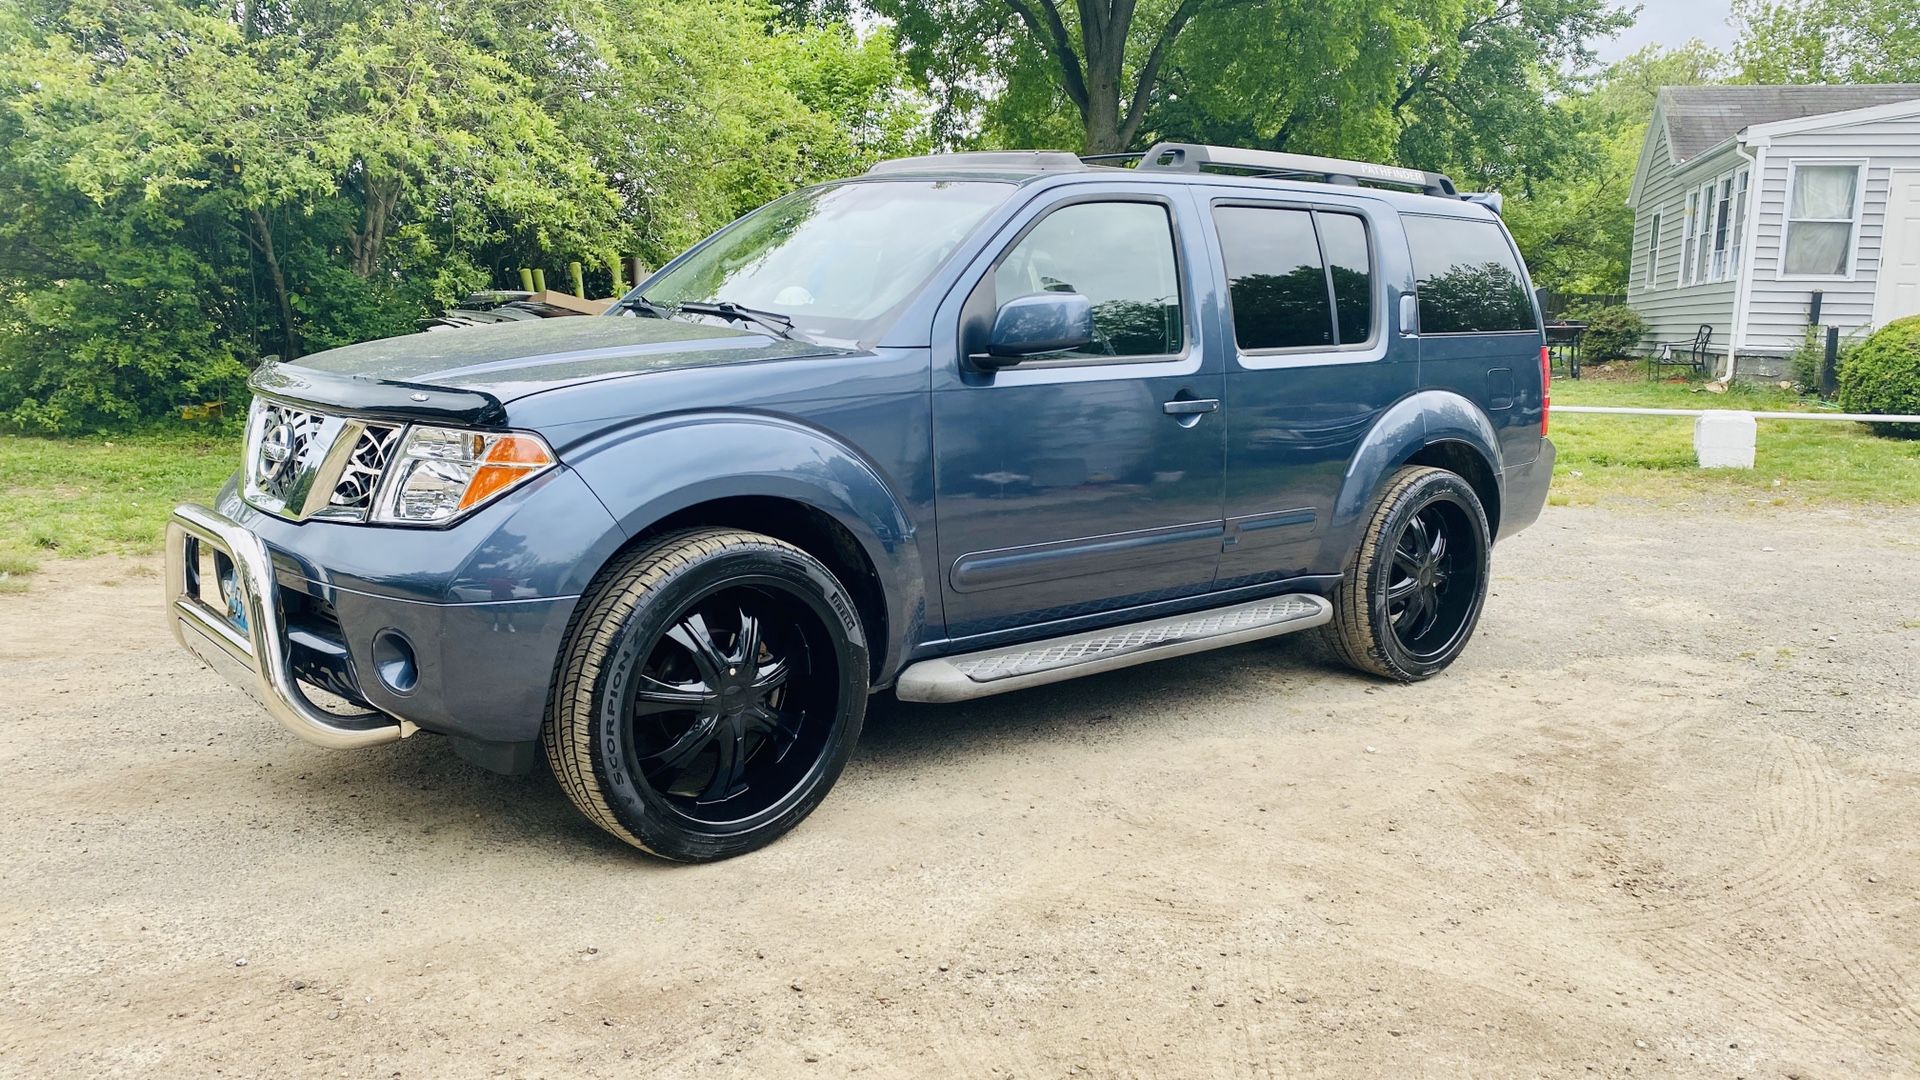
[1660,84,1920,164]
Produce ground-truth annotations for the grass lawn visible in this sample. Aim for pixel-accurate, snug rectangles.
[0,427,240,587]
[1552,365,1920,507]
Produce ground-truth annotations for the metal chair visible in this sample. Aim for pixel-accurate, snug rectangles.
[1544,321,1586,380]
[1649,324,1713,379]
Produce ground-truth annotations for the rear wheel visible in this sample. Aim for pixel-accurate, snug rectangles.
[544,529,868,861]
[1322,466,1490,682]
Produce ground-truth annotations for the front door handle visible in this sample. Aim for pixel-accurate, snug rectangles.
[1162,398,1220,416]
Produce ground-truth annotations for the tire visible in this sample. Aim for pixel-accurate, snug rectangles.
[1321,465,1491,682]
[543,528,869,861]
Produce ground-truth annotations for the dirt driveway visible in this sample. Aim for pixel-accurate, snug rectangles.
[3,501,1919,1078]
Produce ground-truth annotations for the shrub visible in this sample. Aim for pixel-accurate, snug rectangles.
[1787,325,1866,395]
[1572,304,1647,361]
[1837,315,1920,438]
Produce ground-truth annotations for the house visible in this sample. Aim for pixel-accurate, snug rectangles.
[1626,85,1920,378]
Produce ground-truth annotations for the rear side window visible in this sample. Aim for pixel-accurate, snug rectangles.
[992,201,1184,358]
[1213,206,1374,350]
[1404,215,1536,334]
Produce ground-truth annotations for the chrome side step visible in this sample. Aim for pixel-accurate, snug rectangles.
[894,594,1331,703]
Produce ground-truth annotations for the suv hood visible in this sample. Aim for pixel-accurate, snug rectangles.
[255,317,858,419]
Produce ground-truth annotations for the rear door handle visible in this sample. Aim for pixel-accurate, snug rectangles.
[1162,398,1220,416]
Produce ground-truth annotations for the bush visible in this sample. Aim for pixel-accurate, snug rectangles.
[1837,315,1920,438]
[1786,325,1865,395]
[1571,304,1647,361]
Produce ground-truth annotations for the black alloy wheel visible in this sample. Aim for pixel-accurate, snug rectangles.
[1322,465,1491,682]
[545,529,868,861]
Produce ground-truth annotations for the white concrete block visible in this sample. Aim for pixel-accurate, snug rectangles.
[1694,410,1756,469]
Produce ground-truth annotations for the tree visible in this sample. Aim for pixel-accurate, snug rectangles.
[1501,41,1726,293]
[1732,0,1920,84]
[0,0,930,431]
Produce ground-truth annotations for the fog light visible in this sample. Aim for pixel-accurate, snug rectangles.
[372,630,418,694]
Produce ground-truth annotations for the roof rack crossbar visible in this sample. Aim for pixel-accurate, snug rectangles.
[1122,142,1459,198]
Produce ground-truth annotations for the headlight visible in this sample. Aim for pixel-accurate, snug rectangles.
[372,426,557,525]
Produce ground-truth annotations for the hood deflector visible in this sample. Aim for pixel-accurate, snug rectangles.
[251,363,508,427]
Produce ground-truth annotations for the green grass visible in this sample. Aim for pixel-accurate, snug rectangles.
[0,427,240,581]
[1552,373,1920,506]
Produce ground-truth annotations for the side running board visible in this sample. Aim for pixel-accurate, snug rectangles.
[894,594,1331,703]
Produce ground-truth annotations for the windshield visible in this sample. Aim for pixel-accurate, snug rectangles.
[626,180,1015,344]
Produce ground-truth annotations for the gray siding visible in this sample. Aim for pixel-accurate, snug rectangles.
[1627,128,1738,363]
[1742,117,1920,355]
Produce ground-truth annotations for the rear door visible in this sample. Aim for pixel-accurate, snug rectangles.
[929,187,1226,640]
[1196,190,1417,587]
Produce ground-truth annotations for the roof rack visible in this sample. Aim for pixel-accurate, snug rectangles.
[1113,142,1460,199]
[867,150,1087,175]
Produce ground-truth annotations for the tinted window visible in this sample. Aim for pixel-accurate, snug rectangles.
[1319,213,1374,344]
[1214,207,1333,350]
[993,201,1183,358]
[1404,215,1536,334]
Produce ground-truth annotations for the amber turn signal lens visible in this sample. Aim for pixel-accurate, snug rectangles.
[457,435,555,511]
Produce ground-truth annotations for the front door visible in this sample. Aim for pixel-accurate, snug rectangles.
[931,190,1226,640]
[1876,170,1920,326]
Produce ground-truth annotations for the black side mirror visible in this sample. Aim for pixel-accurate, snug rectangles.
[977,292,1094,368]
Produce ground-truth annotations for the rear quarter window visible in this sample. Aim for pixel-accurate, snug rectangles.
[1404,215,1536,334]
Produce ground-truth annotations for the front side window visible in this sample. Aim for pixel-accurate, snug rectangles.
[638,179,1014,343]
[1405,215,1535,334]
[1783,164,1861,277]
[991,201,1184,358]
[1212,206,1374,350]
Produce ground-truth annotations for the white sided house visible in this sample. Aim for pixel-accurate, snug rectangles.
[1626,85,1920,378]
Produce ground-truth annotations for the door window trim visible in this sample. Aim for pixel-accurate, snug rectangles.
[1208,197,1389,370]
[962,191,1195,371]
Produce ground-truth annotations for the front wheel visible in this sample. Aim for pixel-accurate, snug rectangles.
[1322,466,1491,682]
[544,529,868,861]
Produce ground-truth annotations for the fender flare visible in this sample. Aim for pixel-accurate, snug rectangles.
[1329,390,1505,546]
[562,411,927,680]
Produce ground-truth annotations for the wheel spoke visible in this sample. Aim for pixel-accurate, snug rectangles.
[698,727,751,804]
[751,655,790,691]
[735,608,761,666]
[666,611,729,683]
[1427,527,1448,566]
[741,702,800,741]
[1392,547,1421,575]
[639,718,717,779]
[632,674,715,716]
[1386,576,1421,604]
[1405,513,1432,559]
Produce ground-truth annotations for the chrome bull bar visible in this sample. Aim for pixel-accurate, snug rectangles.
[164,503,416,749]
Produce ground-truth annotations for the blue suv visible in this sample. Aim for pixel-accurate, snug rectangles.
[165,143,1554,860]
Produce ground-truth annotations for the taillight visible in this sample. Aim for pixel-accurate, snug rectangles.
[1539,345,1551,436]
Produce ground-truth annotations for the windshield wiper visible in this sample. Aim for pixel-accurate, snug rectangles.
[677,300,808,342]
[610,293,676,319]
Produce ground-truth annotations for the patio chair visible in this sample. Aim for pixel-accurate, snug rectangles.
[1648,323,1712,380]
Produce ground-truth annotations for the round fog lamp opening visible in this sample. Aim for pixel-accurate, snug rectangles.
[372,630,419,694]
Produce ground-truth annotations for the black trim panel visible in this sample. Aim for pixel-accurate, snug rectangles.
[950,521,1226,594]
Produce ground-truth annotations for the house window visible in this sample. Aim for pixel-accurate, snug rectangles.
[1645,211,1662,288]
[1680,191,1700,285]
[1782,163,1862,277]
[1679,167,1749,286]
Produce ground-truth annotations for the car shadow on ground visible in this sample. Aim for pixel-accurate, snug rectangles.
[264,632,1342,864]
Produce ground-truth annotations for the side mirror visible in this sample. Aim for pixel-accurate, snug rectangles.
[979,292,1094,367]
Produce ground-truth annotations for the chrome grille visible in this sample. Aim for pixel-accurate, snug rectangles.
[242,397,402,522]
[327,424,401,514]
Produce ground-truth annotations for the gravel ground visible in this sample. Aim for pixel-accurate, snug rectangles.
[3,501,1918,1078]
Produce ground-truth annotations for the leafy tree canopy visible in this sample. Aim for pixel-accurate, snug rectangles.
[1732,0,1920,84]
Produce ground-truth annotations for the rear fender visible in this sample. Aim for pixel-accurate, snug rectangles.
[1326,390,1504,564]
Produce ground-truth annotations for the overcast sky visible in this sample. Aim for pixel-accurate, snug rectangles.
[1594,0,1739,61]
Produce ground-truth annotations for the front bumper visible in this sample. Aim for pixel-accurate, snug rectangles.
[165,503,417,749]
